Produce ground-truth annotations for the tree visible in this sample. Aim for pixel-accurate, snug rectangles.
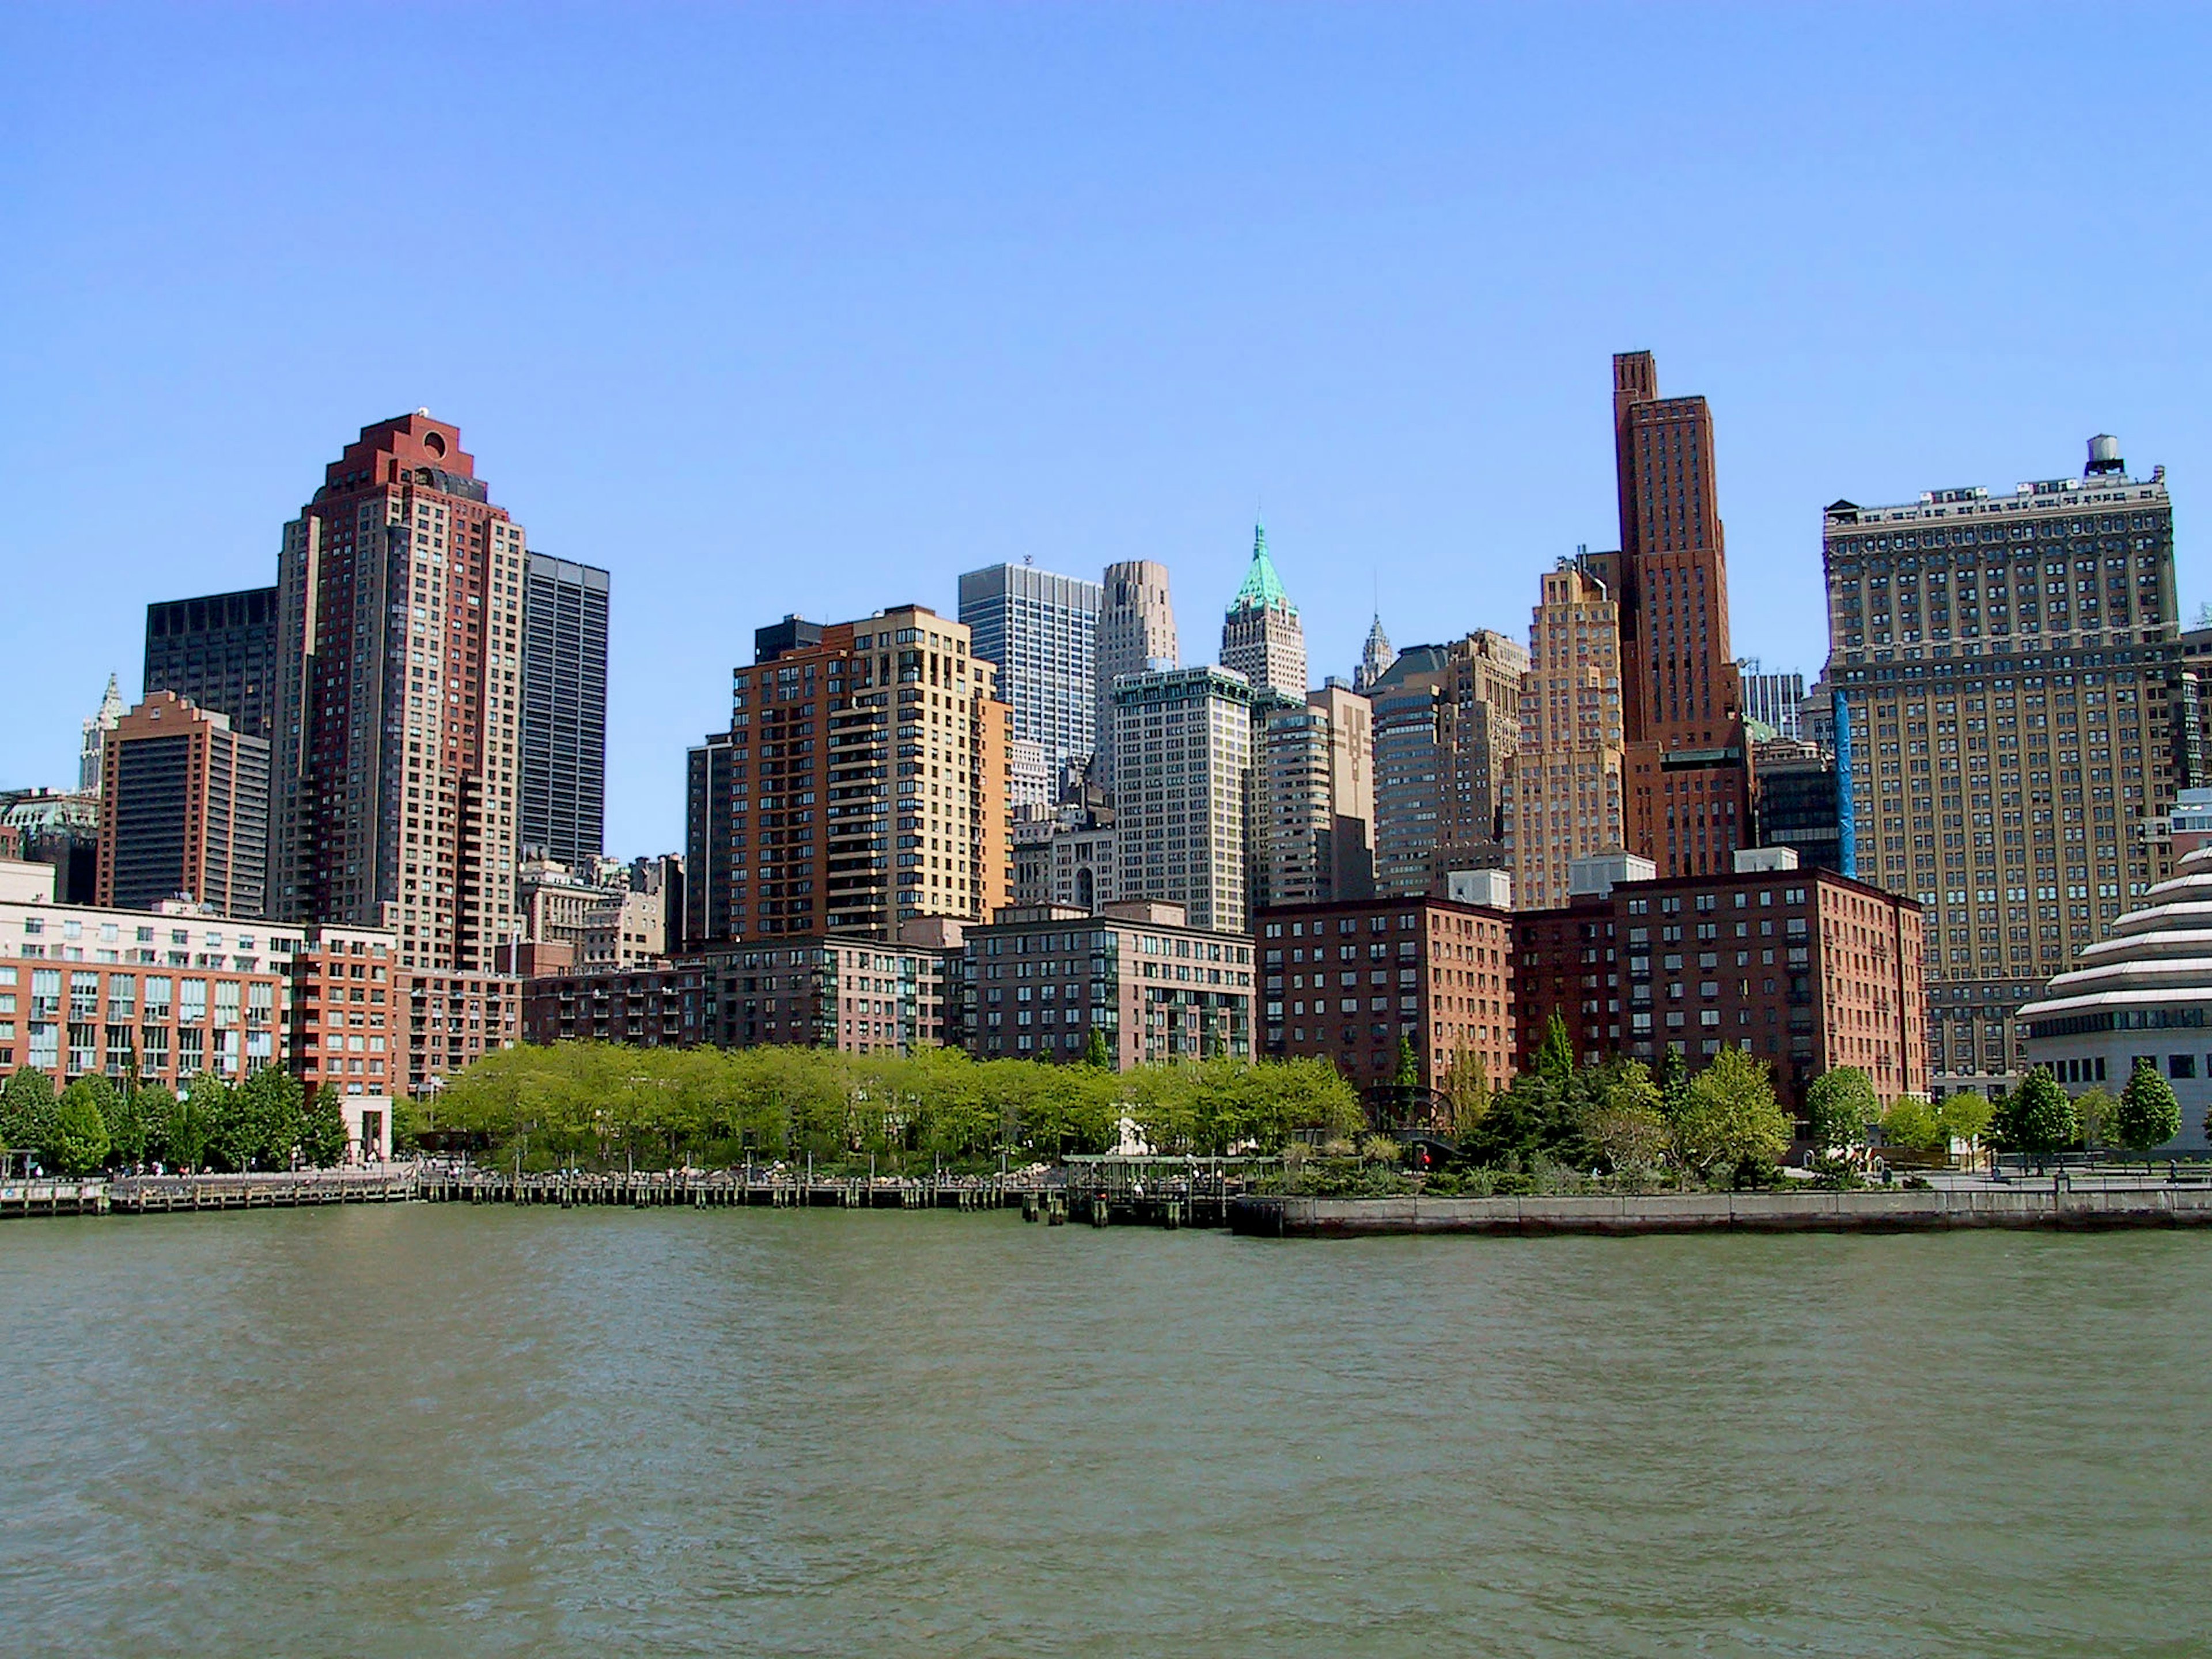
[1933,1092,1994,1153]
[1438,1046,1491,1141]
[2070,1085,2118,1153]
[166,1085,211,1172]
[105,1078,152,1169]
[1536,1012,1574,1087]
[1674,1049,1792,1184]
[1999,1067,2078,1162]
[1803,1067,1877,1154]
[48,1080,112,1176]
[1393,1036,1419,1091]
[1652,1046,1691,1123]
[2115,1058,2182,1162]
[1079,1028,1112,1070]
[1580,1061,1670,1173]
[0,1067,57,1160]
[1878,1094,1944,1154]
[191,1072,247,1171]
[135,1082,179,1168]
[299,1085,351,1168]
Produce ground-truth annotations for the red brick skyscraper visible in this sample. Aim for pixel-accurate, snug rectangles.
[1609,351,1751,878]
[271,413,524,971]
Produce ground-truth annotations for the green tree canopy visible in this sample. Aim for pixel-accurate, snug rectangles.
[1803,1067,1877,1152]
[2115,1058,2182,1158]
[50,1078,112,1176]
[1675,1049,1792,1182]
[299,1086,351,1168]
[1999,1068,2078,1158]
[0,1067,57,1157]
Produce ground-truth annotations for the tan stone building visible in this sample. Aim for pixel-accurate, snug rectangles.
[1509,558,1628,911]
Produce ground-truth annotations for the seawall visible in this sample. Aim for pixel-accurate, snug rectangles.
[1229,1186,2212,1238]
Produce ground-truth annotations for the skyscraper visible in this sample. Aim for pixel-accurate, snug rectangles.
[270,412,524,972]
[1255,682,1375,907]
[518,554,609,868]
[1094,560,1179,790]
[1508,558,1627,911]
[1366,647,1449,898]
[1219,522,1307,700]
[1820,434,2177,1097]
[97,691,270,918]
[1608,350,1752,879]
[1112,666,1254,933]
[79,675,124,796]
[1437,630,1528,872]
[143,586,280,741]
[1355,612,1396,693]
[694,605,1012,941]
[1737,660,1806,740]
[957,562,1103,811]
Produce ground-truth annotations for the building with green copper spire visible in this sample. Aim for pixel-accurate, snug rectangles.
[1221,521,1308,699]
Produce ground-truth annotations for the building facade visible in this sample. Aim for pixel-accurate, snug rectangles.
[2018,839,2212,1152]
[960,899,1255,1066]
[691,606,1013,944]
[79,675,125,797]
[1607,350,1753,880]
[1739,661,1807,740]
[1111,666,1255,934]
[957,562,1103,811]
[517,554,609,869]
[96,692,271,919]
[1438,630,1527,873]
[1257,895,1516,1096]
[1219,523,1308,700]
[270,413,524,974]
[1821,435,2177,1096]
[1093,560,1180,790]
[1355,612,1396,693]
[1509,558,1627,911]
[1753,737,1846,874]
[143,585,280,741]
[1255,683,1374,908]
[1512,853,1927,1110]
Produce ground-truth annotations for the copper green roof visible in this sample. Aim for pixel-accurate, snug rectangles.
[1230,522,1296,616]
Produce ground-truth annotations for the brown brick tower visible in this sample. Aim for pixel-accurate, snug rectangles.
[1610,351,1752,878]
[270,413,525,971]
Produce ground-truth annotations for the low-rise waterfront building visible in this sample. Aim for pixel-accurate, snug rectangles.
[1256,895,1516,1095]
[2018,839,2212,1151]
[960,899,1255,1067]
[1512,849,1926,1109]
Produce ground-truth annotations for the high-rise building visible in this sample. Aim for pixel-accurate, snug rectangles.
[79,675,125,796]
[1255,682,1375,908]
[1219,522,1307,700]
[96,692,270,918]
[1738,660,1806,739]
[1111,666,1255,934]
[1094,560,1179,790]
[1752,736,1844,873]
[1437,630,1528,873]
[957,562,1103,811]
[517,554,609,869]
[1821,435,2178,1097]
[684,729,738,945]
[1607,351,1753,880]
[143,586,280,740]
[270,412,524,973]
[1509,558,1628,911]
[1355,612,1396,693]
[692,605,1012,942]
[1368,646,1450,899]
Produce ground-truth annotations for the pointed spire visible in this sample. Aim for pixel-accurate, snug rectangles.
[1230,519,1294,616]
[1356,611,1396,693]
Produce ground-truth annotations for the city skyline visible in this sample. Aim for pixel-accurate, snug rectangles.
[7,7,2208,857]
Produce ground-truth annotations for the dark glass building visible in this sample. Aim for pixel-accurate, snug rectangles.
[518,554,610,869]
[142,586,279,740]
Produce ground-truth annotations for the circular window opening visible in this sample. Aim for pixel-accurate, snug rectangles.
[423,431,447,459]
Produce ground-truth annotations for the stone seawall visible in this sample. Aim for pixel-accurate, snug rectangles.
[1229,1186,2212,1238]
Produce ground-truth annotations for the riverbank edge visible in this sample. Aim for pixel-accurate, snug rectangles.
[1228,1187,2212,1238]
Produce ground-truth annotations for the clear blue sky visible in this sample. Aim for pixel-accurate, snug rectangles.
[4,4,2206,855]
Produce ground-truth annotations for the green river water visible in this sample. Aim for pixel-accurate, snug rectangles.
[2,1207,2207,1656]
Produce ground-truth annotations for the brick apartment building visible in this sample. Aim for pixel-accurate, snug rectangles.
[1256,895,1517,1093]
[1512,851,1925,1108]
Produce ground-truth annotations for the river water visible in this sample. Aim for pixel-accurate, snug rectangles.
[3,1208,2207,1656]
